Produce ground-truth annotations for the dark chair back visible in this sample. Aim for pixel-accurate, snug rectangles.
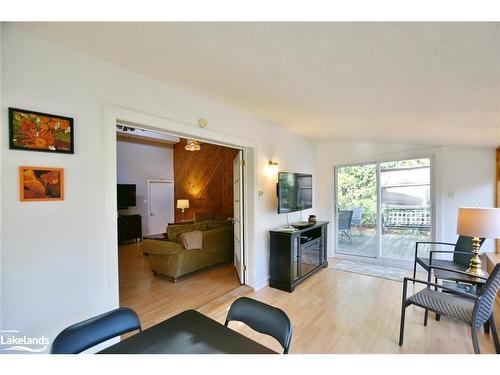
[225,297,292,354]
[473,264,500,329]
[350,207,363,226]
[338,210,353,231]
[51,307,141,354]
[453,236,486,266]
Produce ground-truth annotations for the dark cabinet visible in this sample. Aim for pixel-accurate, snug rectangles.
[270,222,328,292]
[118,214,142,243]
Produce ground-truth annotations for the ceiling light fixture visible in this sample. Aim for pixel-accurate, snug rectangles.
[185,139,201,151]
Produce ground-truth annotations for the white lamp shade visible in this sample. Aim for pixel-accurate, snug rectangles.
[177,199,190,209]
[456,207,500,239]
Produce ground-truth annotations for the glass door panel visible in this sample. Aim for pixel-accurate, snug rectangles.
[380,158,432,260]
[336,164,378,257]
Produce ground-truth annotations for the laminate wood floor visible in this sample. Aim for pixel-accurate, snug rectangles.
[204,262,500,354]
[119,243,499,354]
[118,242,242,329]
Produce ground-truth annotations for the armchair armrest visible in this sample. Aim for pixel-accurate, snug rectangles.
[141,239,184,255]
[415,241,456,259]
[428,250,473,262]
[429,250,472,256]
[428,265,488,281]
[403,277,479,301]
[416,241,456,247]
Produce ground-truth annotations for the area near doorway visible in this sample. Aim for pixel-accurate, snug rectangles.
[116,124,247,324]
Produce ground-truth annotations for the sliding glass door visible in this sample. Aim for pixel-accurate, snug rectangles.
[380,159,431,260]
[335,157,432,263]
[336,163,378,258]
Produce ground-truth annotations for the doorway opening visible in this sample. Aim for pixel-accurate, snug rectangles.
[115,122,247,328]
[334,157,433,267]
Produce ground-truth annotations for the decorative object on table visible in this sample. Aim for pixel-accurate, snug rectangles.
[176,199,190,221]
[19,166,64,201]
[399,264,500,354]
[413,235,485,282]
[9,108,74,154]
[177,199,189,213]
[457,207,500,277]
[333,260,407,282]
[308,214,317,224]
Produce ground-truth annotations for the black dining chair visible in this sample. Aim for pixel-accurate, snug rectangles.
[225,297,292,354]
[399,264,500,354]
[51,307,141,354]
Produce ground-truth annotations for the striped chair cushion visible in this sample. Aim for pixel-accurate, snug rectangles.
[408,288,474,323]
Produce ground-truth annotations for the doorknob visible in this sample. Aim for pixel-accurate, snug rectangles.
[150,213,154,216]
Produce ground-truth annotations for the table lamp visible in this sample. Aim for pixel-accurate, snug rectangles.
[456,207,500,277]
[177,199,189,213]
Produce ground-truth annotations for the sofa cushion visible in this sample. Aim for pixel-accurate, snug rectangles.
[141,239,185,255]
[167,222,208,241]
[179,230,203,250]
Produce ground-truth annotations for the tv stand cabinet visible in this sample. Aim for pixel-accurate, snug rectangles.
[118,214,142,244]
[270,221,328,292]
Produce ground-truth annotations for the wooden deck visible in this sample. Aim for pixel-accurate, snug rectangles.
[337,230,430,259]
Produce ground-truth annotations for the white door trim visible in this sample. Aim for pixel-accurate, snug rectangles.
[104,105,256,311]
[147,179,174,236]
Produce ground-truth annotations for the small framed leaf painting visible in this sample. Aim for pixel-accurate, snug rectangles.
[9,108,74,154]
[20,167,64,202]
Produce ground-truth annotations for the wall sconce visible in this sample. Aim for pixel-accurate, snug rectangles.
[265,160,279,177]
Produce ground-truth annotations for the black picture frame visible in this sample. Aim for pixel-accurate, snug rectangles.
[9,107,74,154]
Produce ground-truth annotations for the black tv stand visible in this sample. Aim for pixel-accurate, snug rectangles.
[269,221,328,292]
[118,214,142,244]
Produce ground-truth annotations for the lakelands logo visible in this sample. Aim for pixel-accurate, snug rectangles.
[1,330,49,353]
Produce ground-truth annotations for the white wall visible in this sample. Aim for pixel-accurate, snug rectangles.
[315,142,496,257]
[0,25,316,350]
[0,23,3,332]
[116,138,174,235]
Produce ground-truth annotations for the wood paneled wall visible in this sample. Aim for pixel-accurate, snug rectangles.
[174,139,239,222]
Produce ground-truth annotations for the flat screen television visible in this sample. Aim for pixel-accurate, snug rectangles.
[278,172,313,213]
[117,184,136,208]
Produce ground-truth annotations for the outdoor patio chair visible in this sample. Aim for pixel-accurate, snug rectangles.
[399,264,500,354]
[349,207,363,228]
[413,235,485,282]
[337,210,353,241]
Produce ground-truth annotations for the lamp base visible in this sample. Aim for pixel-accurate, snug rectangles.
[466,237,485,277]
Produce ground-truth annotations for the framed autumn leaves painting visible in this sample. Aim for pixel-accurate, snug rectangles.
[20,167,64,201]
[9,107,74,154]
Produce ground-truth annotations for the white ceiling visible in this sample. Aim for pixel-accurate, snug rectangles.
[14,22,500,147]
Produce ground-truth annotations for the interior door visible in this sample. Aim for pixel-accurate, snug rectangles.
[233,151,244,283]
[148,180,174,235]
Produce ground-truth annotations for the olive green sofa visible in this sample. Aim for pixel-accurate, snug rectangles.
[141,220,233,281]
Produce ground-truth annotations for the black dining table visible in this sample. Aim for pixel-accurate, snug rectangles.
[98,309,276,354]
